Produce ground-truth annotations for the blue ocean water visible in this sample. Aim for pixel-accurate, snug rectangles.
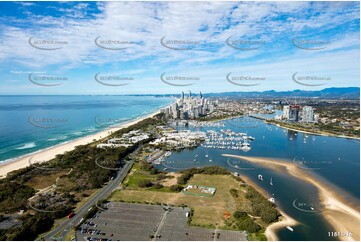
[0,95,173,163]
[154,115,360,241]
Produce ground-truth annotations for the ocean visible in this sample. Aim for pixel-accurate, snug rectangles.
[0,95,173,164]
[153,115,360,240]
[0,97,359,240]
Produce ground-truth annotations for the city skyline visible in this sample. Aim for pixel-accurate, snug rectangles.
[161,91,215,119]
[0,2,359,241]
[0,1,359,95]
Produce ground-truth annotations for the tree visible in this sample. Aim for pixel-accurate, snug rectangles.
[138,180,153,188]
[152,183,163,189]
[229,188,238,198]
[233,211,247,219]
[169,185,183,192]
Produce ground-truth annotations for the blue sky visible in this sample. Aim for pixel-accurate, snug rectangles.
[0,1,359,95]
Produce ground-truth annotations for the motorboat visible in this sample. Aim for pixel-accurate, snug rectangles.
[248,136,255,141]
[286,226,294,232]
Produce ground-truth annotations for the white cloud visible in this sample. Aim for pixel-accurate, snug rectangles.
[0,1,359,94]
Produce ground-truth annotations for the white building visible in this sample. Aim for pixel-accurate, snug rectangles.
[283,105,290,119]
[301,106,315,123]
[161,92,214,120]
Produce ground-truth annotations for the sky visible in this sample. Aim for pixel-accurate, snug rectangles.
[0,1,359,95]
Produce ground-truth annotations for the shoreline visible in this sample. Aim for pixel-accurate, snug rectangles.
[222,154,360,241]
[238,174,298,241]
[0,110,161,179]
[265,212,298,241]
[267,120,360,140]
[210,114,359,140]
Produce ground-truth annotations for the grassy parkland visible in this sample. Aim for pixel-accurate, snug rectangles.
[109,165,280,240]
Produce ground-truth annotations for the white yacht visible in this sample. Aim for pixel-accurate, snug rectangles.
[241,141,250,147]
[241,141,251,151]
[248,136,255,141]
[286,226,294,232]
[258,174,263,181]
[241,146,251,151]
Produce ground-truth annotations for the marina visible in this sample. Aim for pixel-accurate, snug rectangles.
[0,1,359,241]
[153,115,360,241]
[200,129,255,151]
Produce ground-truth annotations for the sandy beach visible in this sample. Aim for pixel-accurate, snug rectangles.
[237,172,299,241]
[0,111,160,178]
[222,154,360,241]
[265,212,298,241]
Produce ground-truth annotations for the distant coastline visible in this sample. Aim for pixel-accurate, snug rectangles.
[1,87,359,98]
[0,98,175,166]
[0,105,172,178]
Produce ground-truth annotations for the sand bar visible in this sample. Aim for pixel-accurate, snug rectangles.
[237,173,298,241]
[222,154,360,241]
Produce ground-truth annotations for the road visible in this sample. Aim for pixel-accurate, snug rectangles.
[44,159,134,241]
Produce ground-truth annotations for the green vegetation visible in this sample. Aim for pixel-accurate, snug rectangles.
[230,211,261,233]
[229,188,238,198]
[123,162,174,192]
[245,187,280,223]
[111,174,241,226]
[268,119,359,138]
[25,170,70,190]
[0,182,35,213]
[138,162,160,175]
[0,230,6,241]
[0,113,281,240]
[111,163,280,240]
[0,116,164,240]
[169,184,184,192]
[177,166,230,185]
[110,170,276,237]
[3,207,74,241]
[138,180,153,188]
[108,116,161,141]
[248,231,267,241]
